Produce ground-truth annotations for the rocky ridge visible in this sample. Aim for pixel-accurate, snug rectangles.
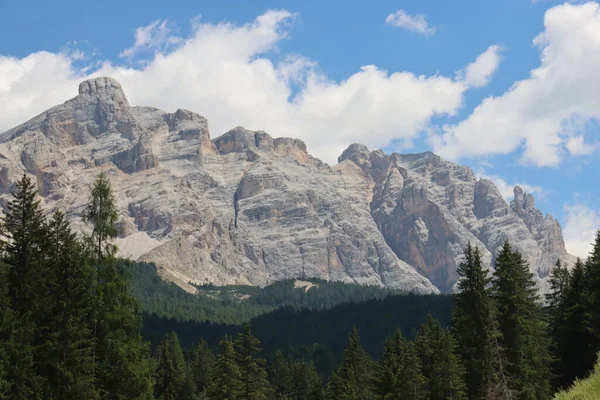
[0,77,575,294]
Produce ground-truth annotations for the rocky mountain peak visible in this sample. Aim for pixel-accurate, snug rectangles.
[0,77,575,295]
[77,77,128,101]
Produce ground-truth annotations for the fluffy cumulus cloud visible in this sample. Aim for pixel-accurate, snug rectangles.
[432,2,600,167]
[0,9,492,164]
[563,203,600,258]
[457,45,503,88]
[385,10,436,36]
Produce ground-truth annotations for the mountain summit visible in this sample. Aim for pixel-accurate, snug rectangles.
[0,77,574,293]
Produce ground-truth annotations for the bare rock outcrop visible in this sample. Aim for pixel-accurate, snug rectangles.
[0,77,574,294]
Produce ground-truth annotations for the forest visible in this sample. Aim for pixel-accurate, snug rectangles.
[0,172,599,399]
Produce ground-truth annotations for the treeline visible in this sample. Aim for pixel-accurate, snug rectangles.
[131,261,407,325]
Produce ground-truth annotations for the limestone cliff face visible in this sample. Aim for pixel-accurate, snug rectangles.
[0,78,574,294]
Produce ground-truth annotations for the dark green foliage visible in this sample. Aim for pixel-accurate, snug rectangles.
[83,171,119,259]
[415,315,466,400]
[492,242,552,400]
[235,324,273,400]
[585,231,600,367]
[37,211,98,399]
[374,330,427,399]
[207,335,242,400]
[452,243,510,400]
[190,338,214,395]
[155,332,197,400]
[326,327,375,400]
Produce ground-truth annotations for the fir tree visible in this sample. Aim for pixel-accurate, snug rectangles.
[190,338,215,396]
[585,231,600,367]
[37,211,97,399]
[83,173,154,399]
[0,174,46,399]
[270,350,293,399]
[326,327,375,400]
[155,339,179,400]
[83,171,119,260]
[546,259,571,390]
[374,330,427,400]
[492,242,552,400]
[291,361,323,400]
[452,243,510,400]
[207,336,242,400]
[415,315,466,400]
[235,323,272,400]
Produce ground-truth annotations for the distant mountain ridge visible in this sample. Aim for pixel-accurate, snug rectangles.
[0,77,575,294]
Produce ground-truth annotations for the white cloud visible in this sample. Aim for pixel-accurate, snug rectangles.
[432,2,600,167]
[565,135,595,155]
[0,10,493,164]
[457,45,503,88]
[120,19,180,58]
[475,170,543,201]
[563,203,600,258]
[385,10,436,36]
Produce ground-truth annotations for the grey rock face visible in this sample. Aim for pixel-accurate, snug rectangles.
[0,78,574,294]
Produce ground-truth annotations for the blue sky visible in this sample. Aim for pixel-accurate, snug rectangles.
[0,0,599,257]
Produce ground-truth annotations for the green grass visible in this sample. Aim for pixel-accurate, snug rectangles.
[554,355,600,399]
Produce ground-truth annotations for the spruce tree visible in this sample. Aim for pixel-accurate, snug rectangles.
[291,361,323,400]
[326,327,375,400]
[561,258,595,384]
[37,211,97,399]
[452,243,510,400]
[270,350,293,399]
[235,323,273,400]
[546,259,571,390]
[415,315,466,400]
[585,231,600,366]
[83,173,154,399]
[155,339,179,400]
[0,174,46,399]
[207,336,242,400]
[190,338,215,396]
[492,242,552,400]
[375,329,427,400]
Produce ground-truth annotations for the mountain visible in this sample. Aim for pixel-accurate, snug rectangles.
[0,77,574,294]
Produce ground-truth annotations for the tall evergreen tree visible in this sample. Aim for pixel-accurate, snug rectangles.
[374,329,427,400]
[190,338,215,396]
[207,335,242,400]
[235,323,273,400]
[492,242,552,400]
[326,327,375,400]
[0,174,46,399]
[83,171,119,260]
[546,259,571,390]
[84,173,154,399]
[415,315,467,400]
[585,231,600,366]
[270,350,294,399]
[37,211,98,399]
[452,243,511,400]
[155,339,179,400]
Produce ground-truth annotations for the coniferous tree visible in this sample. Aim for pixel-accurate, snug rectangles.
[155,339,179,400]
[374,329,427,400]
[492,242,552,400]
[326,327,375,400]
[37,211,97,399]
[561,258,593,384]
[270,350,293,399]
[0,174,46,399]
[207,336,242,400]
[0,262,14,400]
[415,315,466,400]
[546,259,571,390]
[84,173,154,399]
[235,323,273,400]
[584,231,600,367]
[291,361,323,400]
[452,243,511,400]
[190,338,215,396]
